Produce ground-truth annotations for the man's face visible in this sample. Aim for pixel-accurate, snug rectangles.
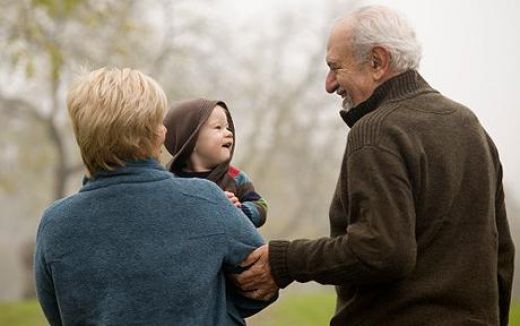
[325,22,375,111]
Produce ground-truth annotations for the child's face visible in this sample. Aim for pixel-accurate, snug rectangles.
[190,105,233,171]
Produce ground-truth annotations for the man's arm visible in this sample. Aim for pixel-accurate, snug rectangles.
[233,245,278,301]
[237,146,417,295]
[495,164,515,326]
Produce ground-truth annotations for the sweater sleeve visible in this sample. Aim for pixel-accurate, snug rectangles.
[217,191,277,317]
[234,170,268,228]
[34,220,63,326]
[495,163,515,326]
[269,146,417,288]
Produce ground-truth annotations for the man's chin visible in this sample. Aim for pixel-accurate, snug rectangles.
[342,99,354,112]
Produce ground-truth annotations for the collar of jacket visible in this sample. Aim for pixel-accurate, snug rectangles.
[340,70,433,128]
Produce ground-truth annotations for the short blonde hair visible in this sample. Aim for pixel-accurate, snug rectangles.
[67,67,167,174]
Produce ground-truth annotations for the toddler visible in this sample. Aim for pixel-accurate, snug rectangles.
[164,98,268,227]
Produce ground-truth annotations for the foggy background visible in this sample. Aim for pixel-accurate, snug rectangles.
[1,0,519,308]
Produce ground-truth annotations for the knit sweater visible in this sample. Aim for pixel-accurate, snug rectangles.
[175,166,268,227]
[268,70,514,325]
[34,159,273,326]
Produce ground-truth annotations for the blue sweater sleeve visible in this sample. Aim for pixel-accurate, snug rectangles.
[220,206,264,266]
[212,188,277,318]
[34,219,63,326]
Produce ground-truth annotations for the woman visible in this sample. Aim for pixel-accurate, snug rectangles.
[34,67,274,325]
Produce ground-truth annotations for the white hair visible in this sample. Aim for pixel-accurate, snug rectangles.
[346,5,422,72]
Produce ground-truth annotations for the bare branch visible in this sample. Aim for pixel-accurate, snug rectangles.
[0,93,47,122]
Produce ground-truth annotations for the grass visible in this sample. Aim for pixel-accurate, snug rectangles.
[248,291,336,325]
[2,294,520,325]
[511,301,520,326]
[0,300,46,326]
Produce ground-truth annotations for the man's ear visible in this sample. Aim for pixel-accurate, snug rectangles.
[370,46,391,81]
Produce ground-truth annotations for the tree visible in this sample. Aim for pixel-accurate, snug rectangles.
[0,0,356,300]
[2,0,145,198]
[0,0,216,299]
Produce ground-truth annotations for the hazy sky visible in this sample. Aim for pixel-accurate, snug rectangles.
[215,0,520,197]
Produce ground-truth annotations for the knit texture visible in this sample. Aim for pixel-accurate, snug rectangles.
[176,166,267,227]
[34,159,274,326]
[268,70,514,325]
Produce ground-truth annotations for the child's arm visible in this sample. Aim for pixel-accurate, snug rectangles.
[239,191,268,227]
[225,191,242,208]
[231,168,268,227]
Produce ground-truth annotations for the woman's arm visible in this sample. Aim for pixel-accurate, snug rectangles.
[215,189,277,317]
[34,221,63,326]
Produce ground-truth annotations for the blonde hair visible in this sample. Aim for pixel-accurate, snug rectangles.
[67,67,167,174]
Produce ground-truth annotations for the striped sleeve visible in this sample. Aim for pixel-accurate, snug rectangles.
[231,168,268,227]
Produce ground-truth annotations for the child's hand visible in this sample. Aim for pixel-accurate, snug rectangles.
[225,191,242,208]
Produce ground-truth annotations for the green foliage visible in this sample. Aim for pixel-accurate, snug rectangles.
[31,0,84,17]
[47,41,63,80]
[3,0,144,81]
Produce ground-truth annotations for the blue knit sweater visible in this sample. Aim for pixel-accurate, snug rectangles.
[34,159,272,325]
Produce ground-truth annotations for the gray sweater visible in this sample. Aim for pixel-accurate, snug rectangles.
[34,159,272,325]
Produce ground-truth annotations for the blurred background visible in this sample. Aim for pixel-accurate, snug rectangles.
[1,0,519,324]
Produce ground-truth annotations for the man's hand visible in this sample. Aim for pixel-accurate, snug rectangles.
[225,191,242,208]
[232,244,279,301]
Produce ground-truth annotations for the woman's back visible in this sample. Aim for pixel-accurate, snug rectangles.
[34,159,266,325]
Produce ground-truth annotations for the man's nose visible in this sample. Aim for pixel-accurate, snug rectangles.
[325,71,338,94]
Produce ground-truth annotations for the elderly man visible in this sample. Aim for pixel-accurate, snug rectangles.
[235,5,514,326]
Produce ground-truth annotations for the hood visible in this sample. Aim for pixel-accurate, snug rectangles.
[163,98,236,188]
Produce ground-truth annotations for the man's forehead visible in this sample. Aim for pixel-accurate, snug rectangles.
[326,31,351,63]
[326,20,351,61]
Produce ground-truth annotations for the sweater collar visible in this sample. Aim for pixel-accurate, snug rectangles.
[93,158,164,177]
[81,158,168,191]
[340,70,432,128]
[174,170,212,179]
